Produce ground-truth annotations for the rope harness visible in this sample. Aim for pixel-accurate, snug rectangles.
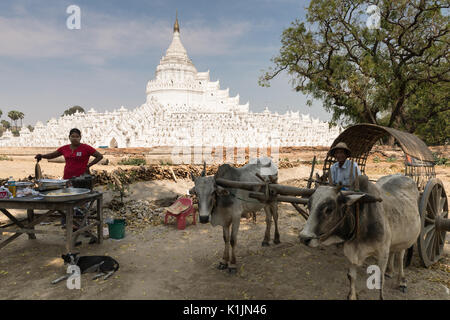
[316,202,361,242]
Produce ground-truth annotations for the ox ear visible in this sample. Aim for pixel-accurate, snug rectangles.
[215,186,230,196]
[188,187,196,196]
[339,193,366,206]
[190,172,196,182]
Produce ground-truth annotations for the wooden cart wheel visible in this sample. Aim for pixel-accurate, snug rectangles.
[417,178,448,267]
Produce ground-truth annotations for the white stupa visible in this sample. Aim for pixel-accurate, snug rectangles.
[0,15,340,148]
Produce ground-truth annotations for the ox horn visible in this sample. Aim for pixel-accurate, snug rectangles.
[340,191,382,204]
[334,182,344,193]
[201,161,206,177]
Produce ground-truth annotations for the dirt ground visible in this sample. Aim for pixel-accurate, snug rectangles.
[0,148,449,300]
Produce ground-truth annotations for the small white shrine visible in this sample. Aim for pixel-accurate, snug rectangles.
[0,16,340,148]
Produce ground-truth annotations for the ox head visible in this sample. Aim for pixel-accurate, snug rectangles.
[189,162,229,224]
[299,185,367,247]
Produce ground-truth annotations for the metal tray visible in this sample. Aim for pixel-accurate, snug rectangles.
[40,187,91,202]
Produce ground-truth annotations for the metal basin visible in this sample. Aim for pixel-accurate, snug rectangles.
[40,187,91,202]
[37,179,69,191]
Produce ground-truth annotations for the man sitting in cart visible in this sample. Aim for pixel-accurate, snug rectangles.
[329,142,361,189]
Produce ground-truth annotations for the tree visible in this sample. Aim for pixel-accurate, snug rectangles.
[7,111,20,130]
[17,111,24,128]
[0,109,2,119]
[260,0,449,144]
[1,120,10,129]
[27,125,34,132]
[62,105,85,116]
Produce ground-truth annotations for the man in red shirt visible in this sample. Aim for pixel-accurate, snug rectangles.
[35,128,104,233]
[35,128,103,179]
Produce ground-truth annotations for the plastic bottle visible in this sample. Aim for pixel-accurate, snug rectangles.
[8,176,16,198]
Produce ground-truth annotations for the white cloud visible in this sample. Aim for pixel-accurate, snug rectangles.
[0,11,257,65]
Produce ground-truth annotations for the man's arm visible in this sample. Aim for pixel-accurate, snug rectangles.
[353,161,361,176]
[86,151,104,171]
[329,163,336,185]
[35,151,62,162]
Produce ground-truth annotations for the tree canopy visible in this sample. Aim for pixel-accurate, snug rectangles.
[7,110,23,129]
[1,120,10,129]
[62,105,85,116]
[260,0,449,145]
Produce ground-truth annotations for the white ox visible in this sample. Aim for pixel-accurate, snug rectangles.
[190,158,279,273]
[299,174,421,299]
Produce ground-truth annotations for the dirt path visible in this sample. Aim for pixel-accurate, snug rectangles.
[0,166,448,300]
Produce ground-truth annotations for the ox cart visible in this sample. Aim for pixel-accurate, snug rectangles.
[216,124,449,267]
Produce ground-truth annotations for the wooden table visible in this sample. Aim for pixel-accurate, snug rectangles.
[0,192,103,253]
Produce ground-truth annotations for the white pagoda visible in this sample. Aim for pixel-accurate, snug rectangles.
[0,16,340,148]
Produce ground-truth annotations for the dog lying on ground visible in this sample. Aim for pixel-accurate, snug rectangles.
[51,253,119,284]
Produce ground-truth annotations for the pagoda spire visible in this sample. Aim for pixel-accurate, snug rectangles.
[174,10,180,33]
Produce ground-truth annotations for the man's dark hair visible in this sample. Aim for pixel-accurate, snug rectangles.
[69,128,81,136]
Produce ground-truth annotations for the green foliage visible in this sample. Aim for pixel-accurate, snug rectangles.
[62,106,85,116]
[386,156,397,163]
[7,110,24,129]
[260,0,449,144]
[107,170,130,203]
[432,152,449,166]
[159,159,173,165]
[27,125,34,132]
[0,155,12,161]
[1,120,10,129]
[118,157,146,166]
[373,156,380,163]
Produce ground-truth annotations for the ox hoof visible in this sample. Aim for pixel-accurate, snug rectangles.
[273,239,281,245]
[399,285,407,293]
[347,293,358,300]
[217,262,228,270]
[261,241,270,247]
[228,267,237,274]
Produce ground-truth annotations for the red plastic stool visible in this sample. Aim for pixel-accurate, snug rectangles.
[164,197,196,230]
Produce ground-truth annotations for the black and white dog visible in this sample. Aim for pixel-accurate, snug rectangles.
[52,253,119,284]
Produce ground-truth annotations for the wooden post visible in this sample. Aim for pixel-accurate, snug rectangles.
[66,206,74,253]
[27,209,36,239]
[307,156,316,189]
[291,203,309,220]
[97,195,103,244]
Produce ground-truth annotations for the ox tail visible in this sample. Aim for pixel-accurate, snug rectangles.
[404,245,414,268]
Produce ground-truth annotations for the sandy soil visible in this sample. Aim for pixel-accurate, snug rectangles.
[0,149,449,300]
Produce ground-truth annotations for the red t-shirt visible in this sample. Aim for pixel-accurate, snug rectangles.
[57,144,97,179]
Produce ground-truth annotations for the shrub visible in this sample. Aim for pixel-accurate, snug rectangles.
[386,156,397,163]
[432,152,449,166]
[118,157,146,166]
[0,155,12,161]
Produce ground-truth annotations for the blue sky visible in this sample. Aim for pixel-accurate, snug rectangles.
[0,0,333,126]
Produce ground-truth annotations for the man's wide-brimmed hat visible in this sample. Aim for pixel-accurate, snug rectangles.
[329,142,351,157]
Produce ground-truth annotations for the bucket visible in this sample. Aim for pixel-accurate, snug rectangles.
[108,219,126,240]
